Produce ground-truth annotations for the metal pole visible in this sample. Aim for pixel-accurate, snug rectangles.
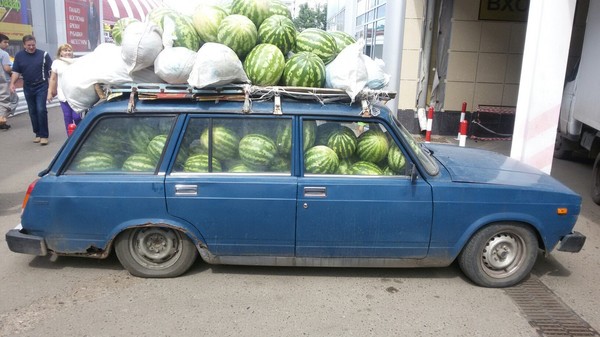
[382,0,407,115]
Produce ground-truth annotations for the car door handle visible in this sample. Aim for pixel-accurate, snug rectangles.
[175,184,197,196]
[304,186,327,197]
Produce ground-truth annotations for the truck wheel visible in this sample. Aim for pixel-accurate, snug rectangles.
[592,154,600,205]
[554,133,572,159]
[458,223,538,288]
[115,227,198,278]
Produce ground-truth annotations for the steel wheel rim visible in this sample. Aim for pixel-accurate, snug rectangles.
[129,228,183,270]
[480,231,527,279]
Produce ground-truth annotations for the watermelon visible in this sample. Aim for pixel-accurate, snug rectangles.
[112,18,139,45]
[387,146,406,173]
[231,0,270,28]
[75,152,117,172]
[295,28,338,64]
[329,31,356,53]
[184,154,222,172]
[270,156,290,172]
[327,126,357,159]
[191,5,228,43]
[200,126,240,161]
[382,166,396,176]
[128,123,157,153]
[304,145,339,174]
[243,44,285,86]
[336,158,354,175]
[228,163,256,173]
[357,129,389,163]
[269,0,292,19]
[239,133,278,169]
[350,161,384,176]
[275,122,293,155]
[275,120,315,155]
[303,120,317,151]
[147,7,179,26]
[315,122,341,145]
[147,134,168,162]
[258,15,296,55]
[89,130,126,155]
[165,15,203,51]
[282,52,325,88]
[217,14,258,59]
[122,153,157,172]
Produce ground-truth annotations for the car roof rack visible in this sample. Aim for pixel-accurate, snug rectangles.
[102,83,396,116]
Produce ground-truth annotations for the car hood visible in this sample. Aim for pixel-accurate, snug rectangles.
[426,143,574,192]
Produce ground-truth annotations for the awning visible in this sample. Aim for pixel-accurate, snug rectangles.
[102,0,162,24]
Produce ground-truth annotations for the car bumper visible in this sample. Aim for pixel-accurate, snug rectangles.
[5,224,47,256]
[557,231,586,253]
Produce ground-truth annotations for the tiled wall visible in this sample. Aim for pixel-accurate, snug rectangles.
[397,0,527,112]
[398,0,424,110]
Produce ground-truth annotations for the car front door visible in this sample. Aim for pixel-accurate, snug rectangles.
[295,118,433,258]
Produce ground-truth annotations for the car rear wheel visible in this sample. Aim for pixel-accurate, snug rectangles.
[458,223,538,288]
[115,227,198,278]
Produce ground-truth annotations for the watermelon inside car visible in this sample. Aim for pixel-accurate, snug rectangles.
[5,85,586,288]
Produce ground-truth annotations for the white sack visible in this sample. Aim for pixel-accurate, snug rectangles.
[132,67,165,83]
[361,55,390,89]
[187,43,249,88]
[121,21,163,74]
[325,39,368,101]
[154,47,197,84]
[61,43,132,113]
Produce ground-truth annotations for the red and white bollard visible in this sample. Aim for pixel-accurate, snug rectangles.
[425,106,434,143]
[457,101,467,139]
[459,119,468,147]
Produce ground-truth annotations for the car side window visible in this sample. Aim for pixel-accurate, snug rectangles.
[172,117,292,174]
[304,119,409,176]
[65,116,176,174]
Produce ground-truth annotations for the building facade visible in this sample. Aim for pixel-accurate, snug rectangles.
[326,0,588,135]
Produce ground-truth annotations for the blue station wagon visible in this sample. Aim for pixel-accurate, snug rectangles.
[6,84,586,287]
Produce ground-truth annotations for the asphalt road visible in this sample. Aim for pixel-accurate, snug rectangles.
[0,108,598,336]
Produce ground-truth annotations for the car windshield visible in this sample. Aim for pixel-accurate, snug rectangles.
[391,115,439,176]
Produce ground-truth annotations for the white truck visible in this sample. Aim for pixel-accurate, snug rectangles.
[555,0,600,204]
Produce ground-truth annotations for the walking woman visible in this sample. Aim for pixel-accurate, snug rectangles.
[47,43,80,134]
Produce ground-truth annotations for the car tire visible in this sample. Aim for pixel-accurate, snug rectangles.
[458,223,538,288]
[592,153,600,205]
[115,227,198,278]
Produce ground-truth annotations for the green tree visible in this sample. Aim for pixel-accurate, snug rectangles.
[294,3,327,31]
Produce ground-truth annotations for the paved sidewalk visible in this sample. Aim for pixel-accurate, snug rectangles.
[414,133,512,156]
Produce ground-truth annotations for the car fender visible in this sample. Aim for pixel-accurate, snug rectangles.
[449,212,545,258]
[106,217,208,250]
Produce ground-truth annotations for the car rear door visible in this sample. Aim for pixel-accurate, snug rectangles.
[165,116,298,256]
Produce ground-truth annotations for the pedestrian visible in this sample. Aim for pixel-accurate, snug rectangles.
[10,35,52,145]
[0,33,16,130]
[47,43,80,135]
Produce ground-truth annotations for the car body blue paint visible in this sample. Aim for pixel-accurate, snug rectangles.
[8,94,584,269]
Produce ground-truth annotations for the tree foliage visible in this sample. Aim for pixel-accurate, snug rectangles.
[294,3,327,31]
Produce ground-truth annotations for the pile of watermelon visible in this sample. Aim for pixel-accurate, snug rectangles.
[304,122,407,176]
[73,119,172,172]
[72,117,406,176]
[110,0,359,89]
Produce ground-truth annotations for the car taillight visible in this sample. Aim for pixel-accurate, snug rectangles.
[22,179,39,212]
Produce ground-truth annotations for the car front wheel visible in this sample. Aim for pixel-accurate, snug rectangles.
[458,223,538,288]
[115,227,198,278]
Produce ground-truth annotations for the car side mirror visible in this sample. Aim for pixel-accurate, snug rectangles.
[410,163,418,183]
